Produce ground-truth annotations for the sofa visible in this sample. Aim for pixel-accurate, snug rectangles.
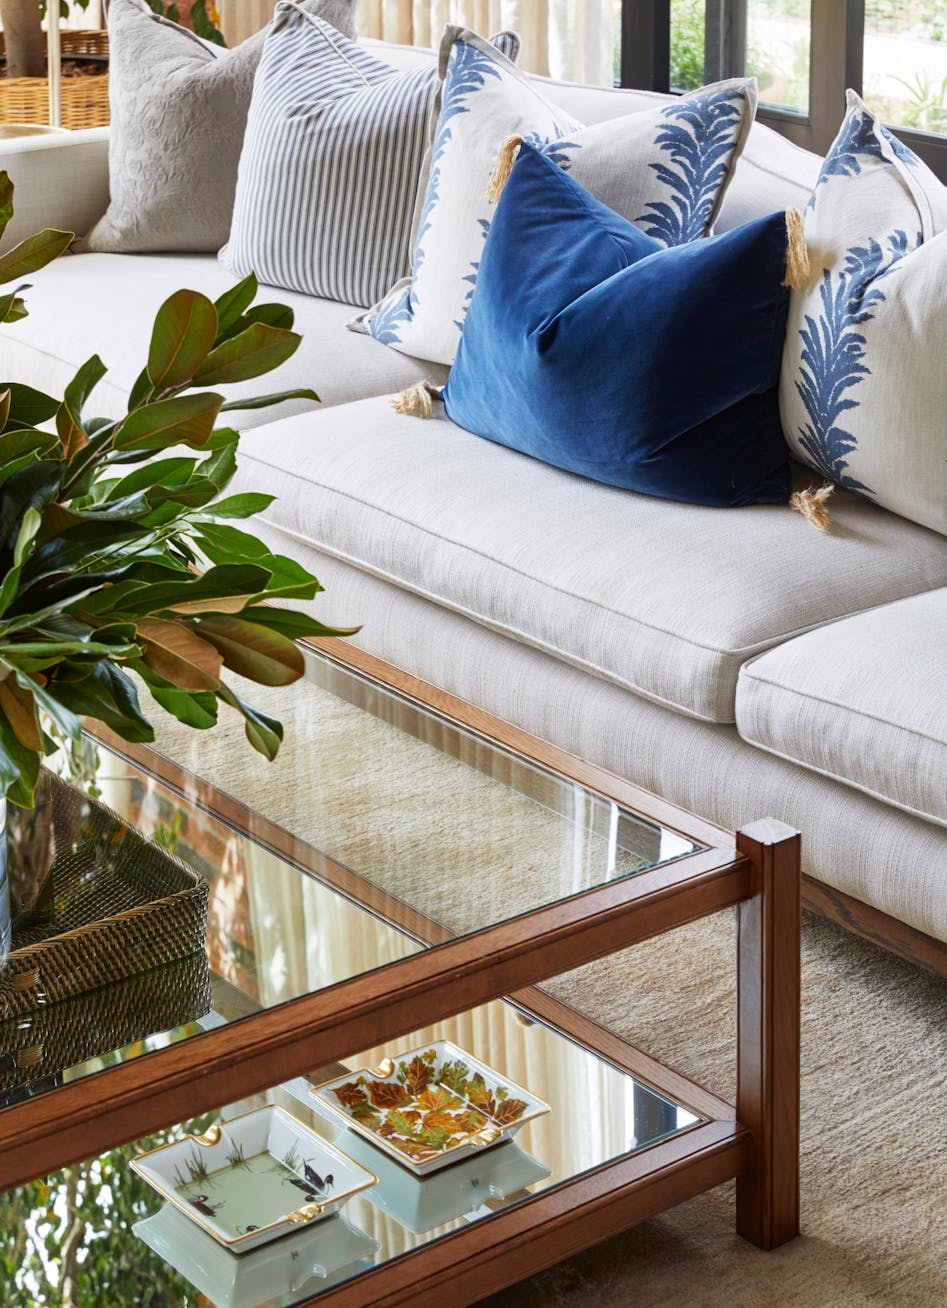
[1,35,945,965]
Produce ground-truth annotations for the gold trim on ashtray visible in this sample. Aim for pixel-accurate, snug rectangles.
[289,1201,324,1223]
[370,1058,395,1078]
[470,1127,501,1148]
[193,1125,222,1147]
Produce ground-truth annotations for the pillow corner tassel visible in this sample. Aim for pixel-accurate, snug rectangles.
[790,483,835,531]
[782,207,811,291]
[486,134,526,204]
[390,381,442,418]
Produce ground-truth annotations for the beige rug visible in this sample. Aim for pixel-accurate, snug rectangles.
[145,676,947,1307]
[480,912,947,1308]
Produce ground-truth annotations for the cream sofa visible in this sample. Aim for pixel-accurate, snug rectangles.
[1,41,945,961]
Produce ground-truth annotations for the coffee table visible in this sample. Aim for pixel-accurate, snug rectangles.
[0,639,800,1305]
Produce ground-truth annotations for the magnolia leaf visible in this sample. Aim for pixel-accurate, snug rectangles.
[1,383,60,428]
[51,662,155,742]
[246,303,295,331]
[195,614,304,685]
[13,670,83,743]
[13,506,41,568]
[108,456,198,501]
[148,289,219,392]
[19,520,147,587]
[122,564,272,616]
[0,172,13,241]
[57,355,108,459]
[113,392,224,452]
[219,387,320,413]
[199,436,238,493]
[0,564,22,620]
[238,608,337,640]
[214,273,258,336]
[192,323,301,386]
[217,682,283,759]
[205,492,274,518]
[0,389,9,431]
[193,521,271,563]
[0,461,62,558]
[0,291,26,323]
[137,663,219,730]
[134,618,223,691]
[0,712,41,807]
[0,228,73,284]
[0,678,41,751]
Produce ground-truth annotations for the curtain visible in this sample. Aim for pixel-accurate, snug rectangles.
[217,0,616,85]
[357,0,616,85]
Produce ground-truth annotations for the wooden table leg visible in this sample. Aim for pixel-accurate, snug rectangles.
[735,817,801,1249]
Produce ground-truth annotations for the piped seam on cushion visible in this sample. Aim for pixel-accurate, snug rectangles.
[280,0,378,88]
[734,718,947,828]
[738,667,947,750]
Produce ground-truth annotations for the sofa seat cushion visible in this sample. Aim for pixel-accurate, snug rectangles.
[3,252,446,428]
[736,590,947,826]
[231,395,947,723]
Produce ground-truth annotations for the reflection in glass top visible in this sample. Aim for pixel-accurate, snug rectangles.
[0,646,697,1109]
[2,1000,700,1307]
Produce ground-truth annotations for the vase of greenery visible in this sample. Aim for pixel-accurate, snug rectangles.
[0,171,347,954]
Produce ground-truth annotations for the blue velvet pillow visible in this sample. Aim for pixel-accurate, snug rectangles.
[442,143,793,508]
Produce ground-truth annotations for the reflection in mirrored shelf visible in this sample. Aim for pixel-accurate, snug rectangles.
[2,997,700,1307]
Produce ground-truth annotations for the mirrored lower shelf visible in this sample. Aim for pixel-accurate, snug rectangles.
[2,997,700,1308]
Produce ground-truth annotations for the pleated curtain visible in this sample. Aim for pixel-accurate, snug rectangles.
[218,0,616,85]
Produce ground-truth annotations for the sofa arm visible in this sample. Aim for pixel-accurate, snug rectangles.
[0,128,109,254]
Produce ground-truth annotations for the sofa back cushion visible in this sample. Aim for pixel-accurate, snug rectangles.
[82,0,356,254]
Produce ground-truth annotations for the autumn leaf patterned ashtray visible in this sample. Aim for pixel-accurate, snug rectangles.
[130,1105,377,1253]
[310,1040,550,1176]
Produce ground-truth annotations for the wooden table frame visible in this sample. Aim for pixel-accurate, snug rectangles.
[0,639,801,1297]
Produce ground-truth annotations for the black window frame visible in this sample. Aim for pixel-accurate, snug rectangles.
[619,0,947,179]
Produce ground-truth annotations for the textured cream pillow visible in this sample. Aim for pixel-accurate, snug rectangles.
[82,0,356,253]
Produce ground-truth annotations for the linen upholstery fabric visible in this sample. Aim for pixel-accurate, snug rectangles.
[779,91,947,535]
[3,253,447,428]
[226,394,947,723]
[82,0,356,254]
[223,6,518,307]
[362,29,756,365]
[736,590,947,827]
[443,145,791,507]
[222,513,947,943]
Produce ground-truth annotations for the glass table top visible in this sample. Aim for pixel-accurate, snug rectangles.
[1,645,699,1110]
[1,999,700,1308]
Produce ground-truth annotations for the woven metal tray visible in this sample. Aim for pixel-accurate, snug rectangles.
[0,771,208,1018]
[0,949,213,1102]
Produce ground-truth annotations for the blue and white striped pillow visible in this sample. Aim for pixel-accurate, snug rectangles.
[222,3,517,309]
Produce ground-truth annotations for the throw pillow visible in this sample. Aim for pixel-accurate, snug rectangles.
[81,0,356,254]
[222,4,519,308]
[440,143,794,509]
[360,27,757,366]
[779,91,947,536]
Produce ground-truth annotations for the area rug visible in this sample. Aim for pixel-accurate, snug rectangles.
[483,912,947,1308]
[146,673,947,1307]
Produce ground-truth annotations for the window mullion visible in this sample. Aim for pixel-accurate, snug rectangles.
[704,0,746,84]
[620,0,671,93]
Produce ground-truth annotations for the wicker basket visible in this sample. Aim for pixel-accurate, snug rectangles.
[0,771,208,1017]
[0,30,110,129]
[0,949,212,1101]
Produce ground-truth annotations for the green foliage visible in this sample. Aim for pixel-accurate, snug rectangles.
[0,1111,218,1306]
[0,171,352,806]
[145,0,227,47]
[670,0,706,92]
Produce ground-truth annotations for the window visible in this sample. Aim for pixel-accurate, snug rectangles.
[617,1,947,178]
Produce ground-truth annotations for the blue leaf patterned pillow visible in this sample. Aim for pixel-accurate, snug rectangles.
[779,91,947,535]
[360,26,757,367]
[442,144,793,509]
